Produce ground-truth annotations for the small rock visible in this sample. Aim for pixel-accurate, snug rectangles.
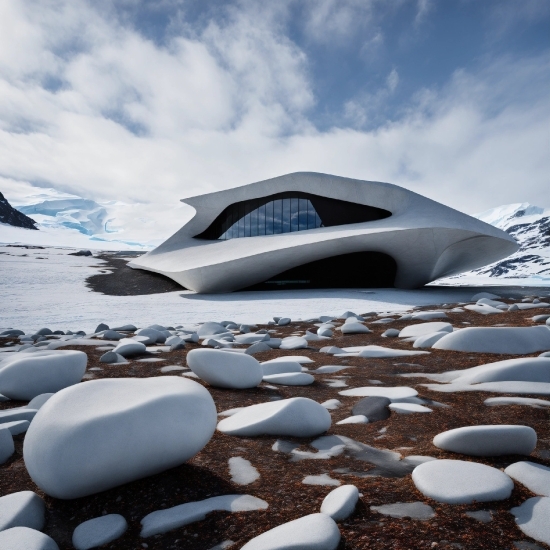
[320,485,359,520]
[351,396,391,422]
[0,491,45,531]
[94,323,109,333]
[113,338,146,357]
[72,514,128,550]
[278,318,291,326]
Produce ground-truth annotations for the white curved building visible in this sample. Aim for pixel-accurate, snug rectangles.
[129,173,518,293]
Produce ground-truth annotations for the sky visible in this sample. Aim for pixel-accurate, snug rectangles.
[0,0,549,220]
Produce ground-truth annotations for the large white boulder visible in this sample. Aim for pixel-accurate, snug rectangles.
[412,459,514,504]
[0,527,59,550]
[0,491,45,532]
[23,377,217,499]
[0,350,87,400]
[433,326,550,354]
[320,485,359,520]
[433,425,537,456]
[186,349,263,389]
[217,397,331,437]
[241,513,340,550]
[197,322,227,337]
[413,332,448,348]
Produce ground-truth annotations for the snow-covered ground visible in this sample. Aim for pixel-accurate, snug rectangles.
[0,245,517,334]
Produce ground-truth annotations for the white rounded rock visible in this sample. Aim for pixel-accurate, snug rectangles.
[112,338,146,357]
[336,415,368,425]
[241,513,340,550]
[412,459,514,504]
[262,373,314,386]
[72,514,128,550]
[320,485,359,520]
[510,497,550,546]
[261,361,302,376]
[186,349,263,389]
[433,425,537,456]
[26,393,54,410]
[0,527,59,550]
[0,350,87,400]
[197,322,228,337]
[340,323,371,335]
[413,332,448,348]
[0,491,45,531]
[217,397,331,437]
[399,322,453,338]
[23,377,217,499]
[280,337,308,350]
[504,461,550,496]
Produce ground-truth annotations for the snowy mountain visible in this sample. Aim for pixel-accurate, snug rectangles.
[0,192,37,230]
[438,202,550,284]
[0,187,191,251]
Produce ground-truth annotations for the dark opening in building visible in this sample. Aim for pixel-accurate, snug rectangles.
[194,192,391,240]
[242,251,397,290]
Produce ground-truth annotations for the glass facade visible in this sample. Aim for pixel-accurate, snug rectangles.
[218,197,322,240]
[195,191,392,241]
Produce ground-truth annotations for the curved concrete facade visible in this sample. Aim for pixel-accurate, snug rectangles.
[129,172,518,293]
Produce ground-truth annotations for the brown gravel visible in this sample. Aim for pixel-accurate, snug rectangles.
[1,302,550,549]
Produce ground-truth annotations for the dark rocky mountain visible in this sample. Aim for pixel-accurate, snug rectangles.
[0,192,38,230]
[444,203,550,281]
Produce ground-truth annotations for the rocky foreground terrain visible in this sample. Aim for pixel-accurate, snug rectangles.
[0,294,549,549]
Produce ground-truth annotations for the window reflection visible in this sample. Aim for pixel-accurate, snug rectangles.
[219,196,323,240]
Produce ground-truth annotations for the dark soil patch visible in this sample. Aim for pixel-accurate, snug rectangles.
[1,302,549,549]
[86,253,184,295]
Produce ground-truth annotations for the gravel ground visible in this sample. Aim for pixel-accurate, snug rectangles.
[1,303,549,549]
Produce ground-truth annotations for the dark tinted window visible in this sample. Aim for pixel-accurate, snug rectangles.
[195,191,391,240]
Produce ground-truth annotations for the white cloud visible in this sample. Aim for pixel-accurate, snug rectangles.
[0,0,548,244]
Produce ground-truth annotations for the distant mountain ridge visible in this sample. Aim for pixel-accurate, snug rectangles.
[453,203,550,280]
[0,192,37,230]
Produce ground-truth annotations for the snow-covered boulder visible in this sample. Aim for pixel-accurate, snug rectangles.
[399,322,453,338]
[320,485,359,520]
[0,491,45,532]
[0,527,59,550]
[510,497,550,546]
[412,459,514,504]
[241,513,340,550]
[112,338,146,357]
[23,377,217,499]
[413,332,448,348]
[504,462,550,496]
[0,350,87,400]
[261,361,302,376]
[340,323,371,334]
[197,322,227,337]
[217,397,331,437]
[433,425,537,456]
[280,337,308,350]
[186,349,263,389]
[433,326,550,354]
[72,514,128,550]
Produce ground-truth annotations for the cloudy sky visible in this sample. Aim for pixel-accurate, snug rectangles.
[1,0,549,217]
